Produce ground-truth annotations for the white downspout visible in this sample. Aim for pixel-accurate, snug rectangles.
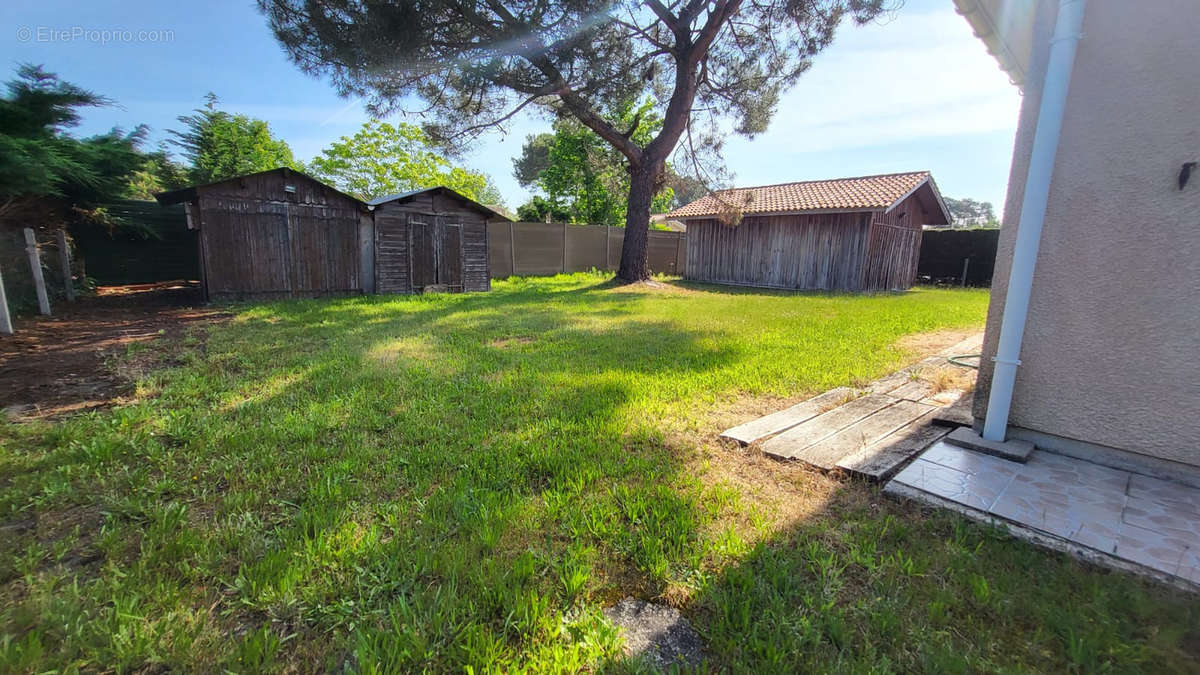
[982,0,1087,442]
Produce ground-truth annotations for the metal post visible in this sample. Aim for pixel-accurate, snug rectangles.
[961,257,970,287]
[23,228,50,315]
[56,229,75,301]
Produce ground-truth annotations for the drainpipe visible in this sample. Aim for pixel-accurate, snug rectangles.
[982,0,1087,442]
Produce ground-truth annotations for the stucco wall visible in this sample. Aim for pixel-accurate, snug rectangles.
[974,0,1200,464]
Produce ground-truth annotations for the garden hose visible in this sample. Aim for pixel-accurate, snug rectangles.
[948,354,981,369]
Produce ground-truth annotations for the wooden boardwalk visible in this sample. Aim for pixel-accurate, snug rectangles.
[721,334,983,481]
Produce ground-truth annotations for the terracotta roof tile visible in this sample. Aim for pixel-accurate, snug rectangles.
[666,171,931,219]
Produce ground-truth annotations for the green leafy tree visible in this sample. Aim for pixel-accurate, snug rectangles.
[308,119,503,204]
[169,93,301,184]
[514,99,675,227]
[260,0,887,280]
[0,64,145,229]
[943,197,998,228]
[516,195,572,222]
[125,143,190,200]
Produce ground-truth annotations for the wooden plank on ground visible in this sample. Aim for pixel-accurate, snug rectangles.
[931,392,974,427]
[864,370,912,395]
[720,387,854,445]
[837,414,951,481]
[761,393,895,460]
[939,333,984,357]
[889,379,934,401]
[793,399,934,470]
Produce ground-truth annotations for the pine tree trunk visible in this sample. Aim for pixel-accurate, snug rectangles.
[617,163,659,282]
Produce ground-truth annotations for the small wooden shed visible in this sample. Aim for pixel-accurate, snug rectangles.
[156,170,506,300]
[367,187,504,294]
[157,168,369,301]
[667,172,951,291]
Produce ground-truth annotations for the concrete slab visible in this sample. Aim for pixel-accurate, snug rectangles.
[886,441,1200,590]
[945,426,1034,462]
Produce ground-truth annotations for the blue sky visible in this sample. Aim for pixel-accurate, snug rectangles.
[1,0,1021,213]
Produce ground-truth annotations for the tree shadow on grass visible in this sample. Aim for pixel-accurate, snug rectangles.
[590,469,1200,673]
[11,279,1170,673]
[0,279,741,671]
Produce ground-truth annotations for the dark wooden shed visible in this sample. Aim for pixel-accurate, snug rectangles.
[367,187,503,294]
[156,170,506,300]
[156,168,369,301]
[667,172,952,291]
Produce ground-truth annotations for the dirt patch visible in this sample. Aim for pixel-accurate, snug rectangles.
[604,597,705,669]
[489,335,536,348]
[895,327,981,356]
[0,281,228,420]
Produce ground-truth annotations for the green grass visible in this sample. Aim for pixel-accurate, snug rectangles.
[1,272,1196,672]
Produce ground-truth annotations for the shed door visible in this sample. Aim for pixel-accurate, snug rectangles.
[407,217,463,290]
[374,210,411,294]
[439,218,463,290]
[409,218,437,289]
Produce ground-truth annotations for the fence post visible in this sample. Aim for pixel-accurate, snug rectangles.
[675,233,684,276]
[606,226,613,270]
[55,229,75,301]
[961,257,970,287]
[562,222,568,273]
[23,228,50,315]
[0,261,12,334]
[508,221,517,277]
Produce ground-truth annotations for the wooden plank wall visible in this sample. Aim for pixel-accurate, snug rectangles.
[486,222,686,278]
[374,206,412,294]
[197,172,363,301]
[372,191,491,294]
[461,219,489,292]
[683,213,872,291]
[862,194,925,291]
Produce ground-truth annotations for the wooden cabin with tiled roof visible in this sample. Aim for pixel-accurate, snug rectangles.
[666,171,951,291]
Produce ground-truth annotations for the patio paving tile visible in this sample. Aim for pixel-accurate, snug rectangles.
[887,440,1200,586]
[920,440,1022,478]
[1127,473,1200,516]
[891,454,1015,512]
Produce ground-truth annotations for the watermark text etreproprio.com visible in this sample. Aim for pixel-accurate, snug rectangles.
[15,26,175,45]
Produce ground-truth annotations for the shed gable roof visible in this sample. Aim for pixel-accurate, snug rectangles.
[154,167,367,209]
[666,171,950,224]
[368,186,512,221]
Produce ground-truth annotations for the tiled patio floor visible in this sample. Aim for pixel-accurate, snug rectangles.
[886,440,1200,587]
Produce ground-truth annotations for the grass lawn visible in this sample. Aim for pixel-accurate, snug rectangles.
[1,272,1196,672]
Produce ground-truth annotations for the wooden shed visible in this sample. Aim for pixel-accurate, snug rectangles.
[156,170,506,300]
[156,168,369,301]
[367,187,504,294]
[667,172,951,291]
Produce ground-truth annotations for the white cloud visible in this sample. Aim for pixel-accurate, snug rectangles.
[733,8,1021,154]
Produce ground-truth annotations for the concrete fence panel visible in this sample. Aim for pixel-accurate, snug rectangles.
[488,222,685,279]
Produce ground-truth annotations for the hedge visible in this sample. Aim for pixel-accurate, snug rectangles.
[917,228,1000,286]
[71,200,197,285]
